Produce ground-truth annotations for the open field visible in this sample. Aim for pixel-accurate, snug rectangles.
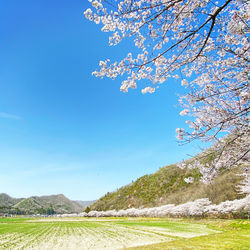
[0,217,249,249]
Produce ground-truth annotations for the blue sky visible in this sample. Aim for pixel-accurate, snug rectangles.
[0,0,202,200]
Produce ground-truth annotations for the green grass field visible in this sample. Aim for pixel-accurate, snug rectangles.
[0,217,249,249]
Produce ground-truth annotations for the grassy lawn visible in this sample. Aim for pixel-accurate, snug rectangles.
[0,217,249,249]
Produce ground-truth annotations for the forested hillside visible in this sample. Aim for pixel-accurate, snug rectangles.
[0,194,84,214]
[90,160,244,211]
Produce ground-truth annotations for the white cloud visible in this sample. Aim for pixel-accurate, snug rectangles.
[0,112,20,120]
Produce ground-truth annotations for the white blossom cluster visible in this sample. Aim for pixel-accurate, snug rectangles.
[184,176,194,183]
[57,195,249,218]
[85,0,249,186]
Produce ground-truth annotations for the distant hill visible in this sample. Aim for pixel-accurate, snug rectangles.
[0,193,23,207]
[75,200,96,208]
[0,193,23,213]
[90,153,245,211]
[0,194,84,215]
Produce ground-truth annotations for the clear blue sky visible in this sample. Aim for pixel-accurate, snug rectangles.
[0,0,202,200]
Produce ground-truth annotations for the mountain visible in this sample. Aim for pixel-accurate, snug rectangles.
[75,200,96,208]
[0,193,23,207]
[0,194,84,215]
[89,155,245,211]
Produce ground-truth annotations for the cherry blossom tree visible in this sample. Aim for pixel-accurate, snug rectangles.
[84,0,249,188]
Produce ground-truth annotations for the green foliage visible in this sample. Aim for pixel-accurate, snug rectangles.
[84,206,90,213]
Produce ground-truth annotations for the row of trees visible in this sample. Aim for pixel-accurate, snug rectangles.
[58,194,250,218]
[85,0,249,190]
